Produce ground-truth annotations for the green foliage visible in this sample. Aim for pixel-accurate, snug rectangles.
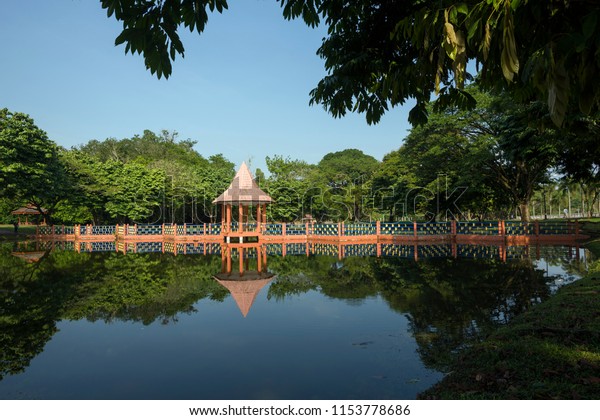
[264,155,315,222]
[63,130,235,224]
[312,149,380,221]
[373,87,560,221]
[101,0,229,79]
[280,0,600,128]
[0,108,69,223]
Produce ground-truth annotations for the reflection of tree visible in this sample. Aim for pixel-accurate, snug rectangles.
[266,255,379,301]
[265,253,559,372]
[0,245,227,381]
[0,244,86,380]
[373,258,552,371]
[65,253,226,325]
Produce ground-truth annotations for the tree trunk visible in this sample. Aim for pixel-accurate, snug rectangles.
[519,202,530,222]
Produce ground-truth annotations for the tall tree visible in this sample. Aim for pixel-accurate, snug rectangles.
[0,108,69,223]
[264,155,315,222]
[375,88,560,221]
[313,149,379,221]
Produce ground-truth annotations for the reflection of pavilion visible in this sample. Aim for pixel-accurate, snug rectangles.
[213,243,274,317]
[10,241,48,263]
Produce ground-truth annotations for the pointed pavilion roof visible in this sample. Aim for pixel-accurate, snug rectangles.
[213,273,275,317]
[212,162,272,204]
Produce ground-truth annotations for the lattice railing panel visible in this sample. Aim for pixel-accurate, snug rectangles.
[344,244,377,257]
[312,243,338,256]
[380,222,413,235]
[286,243,307,255]
[417,244,452,259]
[313,223,339,236]
[416,222,451,235]
[380,244,414,258]
[344,223,377,236]
[457,244,498,259]
[136,241,163,253]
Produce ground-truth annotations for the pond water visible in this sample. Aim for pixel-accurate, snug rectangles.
[0,241,595,399]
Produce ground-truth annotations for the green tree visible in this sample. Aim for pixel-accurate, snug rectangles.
[313,149,379,221]
[74,131,235,224]
[374,88,559,221]
[264,155,315,222]
[0,108,69,224]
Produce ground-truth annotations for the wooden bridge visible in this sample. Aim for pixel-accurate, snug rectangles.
[35,220,587,247]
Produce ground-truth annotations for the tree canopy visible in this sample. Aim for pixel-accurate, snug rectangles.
[100,0,600,128]
[0,108,68,223]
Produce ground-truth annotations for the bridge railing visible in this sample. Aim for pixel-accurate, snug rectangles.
[35,220,580,239]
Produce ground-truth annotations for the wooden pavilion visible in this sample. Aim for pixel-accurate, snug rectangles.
[11,204,47,225]
[213,162,272,242]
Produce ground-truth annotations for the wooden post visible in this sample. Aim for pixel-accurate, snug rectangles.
[413,221,417,239]
[174,223,177,236]
[339,222,344,237]
[535,220,540,238]
[499,245,507,262]
[226,204,232,233]
[256,204,262,235]
[282,223,287,238]
[239,248,244,274]
[238,205,243,233]
[376,220,381,238]
[226,247,232,274]
[575,220,580,235]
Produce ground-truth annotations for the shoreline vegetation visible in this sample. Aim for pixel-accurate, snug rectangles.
[420,228,600,399]
[1,221,599,399]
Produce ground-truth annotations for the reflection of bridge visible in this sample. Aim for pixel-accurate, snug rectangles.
[22,236,584,262]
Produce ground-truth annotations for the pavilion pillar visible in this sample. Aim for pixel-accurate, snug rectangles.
[226,246,232,274]
[256,203,262,234]
[238,205,244,233]
[262,204,267,223]
[226,204,232,233]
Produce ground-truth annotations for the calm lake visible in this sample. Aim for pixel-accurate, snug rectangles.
[0,241,595,399]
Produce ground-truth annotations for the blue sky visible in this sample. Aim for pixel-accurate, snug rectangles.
[2,0,413,169]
